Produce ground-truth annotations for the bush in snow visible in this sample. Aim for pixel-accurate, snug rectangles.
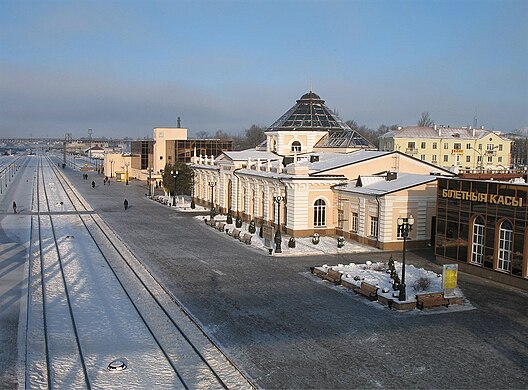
[259,222,264,238]
[227,211,233,224]
[235,216,242,228]
[412,277,431,292]
[248,220,256,234]
[288,237,296,248]
[337,236,345,248]
[312,233,320,245]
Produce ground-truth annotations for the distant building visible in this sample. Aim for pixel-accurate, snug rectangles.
[379,125,512,171]
[106,126,233,188]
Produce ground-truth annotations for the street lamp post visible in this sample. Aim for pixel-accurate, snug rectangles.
[171,170,178,206]
[147,167,153,197]
[208,181,216,218]
[125,162,129,185]
[274,195,283,254]
[110,160,114,178]
[190,172,196,209]
[397,215,414,301]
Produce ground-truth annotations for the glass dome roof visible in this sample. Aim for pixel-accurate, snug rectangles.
[267,91,374,148]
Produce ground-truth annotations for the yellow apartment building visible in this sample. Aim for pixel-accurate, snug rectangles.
[379,125,512,171]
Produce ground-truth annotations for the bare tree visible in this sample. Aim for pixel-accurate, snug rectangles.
[195,131,209,139]
[417,111,434,127]
[214,130,231,139]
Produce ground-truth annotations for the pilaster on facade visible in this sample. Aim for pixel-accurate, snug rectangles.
[358,198,367,237]
[285,182,310,230]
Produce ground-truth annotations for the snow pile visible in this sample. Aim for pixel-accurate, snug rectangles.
[314,261,464,303]
[196,215,380,256]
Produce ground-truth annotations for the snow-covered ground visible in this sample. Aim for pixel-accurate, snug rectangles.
[23,158,252,389]
[150,195,379,256]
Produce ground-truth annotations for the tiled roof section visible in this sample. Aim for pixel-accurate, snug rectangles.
[380,126,511,141]
[339,173,438,195]
[267,91,352,132]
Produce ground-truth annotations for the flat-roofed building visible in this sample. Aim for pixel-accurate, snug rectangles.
[435,177,528,290]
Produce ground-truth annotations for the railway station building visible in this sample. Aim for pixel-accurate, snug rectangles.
[192,91,455,250]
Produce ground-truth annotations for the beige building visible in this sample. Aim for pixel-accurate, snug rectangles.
[379,125,512,172]
[192,91,454,250]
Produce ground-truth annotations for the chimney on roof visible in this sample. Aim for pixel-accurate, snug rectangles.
[386,171,398,181]
[177,117,181,128]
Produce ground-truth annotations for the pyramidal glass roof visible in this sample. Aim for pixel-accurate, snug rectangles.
[267,91,351,132]
[267,91,374,148]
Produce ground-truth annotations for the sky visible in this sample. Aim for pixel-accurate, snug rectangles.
[1,0,527,139]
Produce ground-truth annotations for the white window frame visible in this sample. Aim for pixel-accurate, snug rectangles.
[370,216,378,238]
[351,212,358,233]
[314,199,326,227]
[471,217,485,265]
[498,221,513,271]
[291,141,301,153]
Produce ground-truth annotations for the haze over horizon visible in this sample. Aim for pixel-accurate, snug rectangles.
[1,0,527,139]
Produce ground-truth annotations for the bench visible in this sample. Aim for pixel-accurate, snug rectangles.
[239,233,252,245]
[416,292,449,310]
[323,269,342,284]
[216,222,226,232]
[205,218,216,227]
[227,228,241,239]
[353,282,378,301]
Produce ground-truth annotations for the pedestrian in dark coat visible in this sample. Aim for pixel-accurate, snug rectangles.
[124,199,129,210]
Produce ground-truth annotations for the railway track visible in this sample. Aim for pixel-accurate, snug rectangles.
[24,155,253,389]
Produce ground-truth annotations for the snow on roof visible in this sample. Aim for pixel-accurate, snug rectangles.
[221,149,281,161]
[339,173,438,196]
[380,126,511,141]
[298,150,393,173]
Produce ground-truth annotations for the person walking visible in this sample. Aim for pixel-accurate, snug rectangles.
[124,199,129,210]
[92,181,95,189]
[12,201,17,214]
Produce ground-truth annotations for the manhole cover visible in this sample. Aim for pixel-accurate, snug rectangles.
[107,359,127,371]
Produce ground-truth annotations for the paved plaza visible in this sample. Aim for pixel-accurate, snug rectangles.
[1,163,527,389]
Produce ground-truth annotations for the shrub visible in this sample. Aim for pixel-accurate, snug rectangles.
[412,277,431,292]
[248,220,256,234]
[288,237,296,248]
[235,216,242,228]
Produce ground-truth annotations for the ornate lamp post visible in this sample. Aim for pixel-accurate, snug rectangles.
[274,195,284,254]
[190,172,196,209]
[208,181,216,218]
[397,215,414,301]
[124,162,129,185]
[171,170,178,206]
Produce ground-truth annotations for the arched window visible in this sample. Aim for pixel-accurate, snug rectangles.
[471,216,485,265]
[291,141,301,153]
[314,199,326,227]
[498,220,513,271]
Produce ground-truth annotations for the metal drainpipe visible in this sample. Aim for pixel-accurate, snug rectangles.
[375,195,381,249]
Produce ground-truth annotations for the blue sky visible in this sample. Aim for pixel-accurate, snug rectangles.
[1,0,527,138]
